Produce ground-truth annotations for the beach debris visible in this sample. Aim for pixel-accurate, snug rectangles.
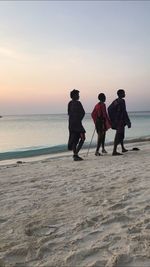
[16,161,23,164]
[132,147,140,151]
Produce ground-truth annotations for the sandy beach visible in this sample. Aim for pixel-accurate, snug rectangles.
[0,141,150,267]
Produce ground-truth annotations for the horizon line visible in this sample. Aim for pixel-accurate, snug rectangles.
[1,110,150,117]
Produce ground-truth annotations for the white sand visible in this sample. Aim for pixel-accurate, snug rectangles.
[0,141,150,267]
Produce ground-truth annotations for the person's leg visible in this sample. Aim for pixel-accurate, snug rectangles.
[73,133,85,160]
[121,141,128,152]
[68,132,73,151]
[72,144,77,157]
[68,132,79,156]
[112,132,118,154]
[112,131,123,155]
[70,133,79,159]
[76,133,85,154]
[102,131,107,153]
[95,132,103,156]
[72,143,78,159]
[120,128,128,152]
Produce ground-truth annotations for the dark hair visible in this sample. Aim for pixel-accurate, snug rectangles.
[70,89,79,99]
[98,93,106,102]
[117,89,125,97]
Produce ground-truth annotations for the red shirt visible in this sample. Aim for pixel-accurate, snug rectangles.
[91,102,111,131]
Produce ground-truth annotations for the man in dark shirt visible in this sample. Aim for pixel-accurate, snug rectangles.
[111,89,131,155]
[68,89,86,161]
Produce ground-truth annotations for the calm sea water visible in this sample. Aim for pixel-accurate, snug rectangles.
[0,112,150,160]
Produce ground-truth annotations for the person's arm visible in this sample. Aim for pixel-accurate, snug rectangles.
[68,101,71,115]
[78,101,85,120]
[122,100,131,128]
[91,106,97,124]
[102,104,111,129]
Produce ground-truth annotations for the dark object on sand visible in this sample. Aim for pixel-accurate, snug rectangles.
[132,147,140,151]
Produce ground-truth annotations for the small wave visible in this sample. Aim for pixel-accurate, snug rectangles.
[0,136,149,161]
[0,144,68,161]
[125,136,150,144]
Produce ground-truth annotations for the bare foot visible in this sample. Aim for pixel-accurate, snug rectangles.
[122,148,128,152]
[102,149,108,153]
[95,151,103,156]
[112,152,123,156]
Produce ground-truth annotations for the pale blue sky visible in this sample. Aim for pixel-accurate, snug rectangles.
[0,1,150,114]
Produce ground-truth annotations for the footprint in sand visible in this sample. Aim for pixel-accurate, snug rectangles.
[101,213,132,226]
[25,225,57,237]
[108,254,150,267]
[106,253,132,267]
[65,247,107,267]
[25,222,57,237]
[73,215,102,231]
[0,218,8,224]
[4,246,29,266]
[144,205,150,212]
[109,202,127,210]
[145,223,150,229]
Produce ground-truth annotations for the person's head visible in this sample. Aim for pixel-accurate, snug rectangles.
[117,89,125,98]
[70,89,80,100]
[98,93,106,102]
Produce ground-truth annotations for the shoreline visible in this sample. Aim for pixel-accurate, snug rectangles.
[0,136,150,166]
[0,137,150,165]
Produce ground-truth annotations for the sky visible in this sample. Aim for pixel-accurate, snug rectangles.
[0,1,150,115]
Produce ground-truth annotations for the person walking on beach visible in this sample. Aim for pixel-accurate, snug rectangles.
[91,93,111,156]
[108,89,131,156]
[68,89,86,161]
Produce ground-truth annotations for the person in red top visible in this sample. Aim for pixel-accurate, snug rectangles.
[91,93,111,156]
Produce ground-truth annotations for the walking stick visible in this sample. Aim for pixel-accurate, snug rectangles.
[86,128,96,157]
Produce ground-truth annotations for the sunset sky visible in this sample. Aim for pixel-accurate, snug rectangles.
[0,1,150,115]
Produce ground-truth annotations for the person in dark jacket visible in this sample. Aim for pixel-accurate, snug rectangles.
[110,89,131,155]
[68,89,86,161]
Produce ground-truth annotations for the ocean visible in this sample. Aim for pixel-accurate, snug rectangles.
[0,112,150,160]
